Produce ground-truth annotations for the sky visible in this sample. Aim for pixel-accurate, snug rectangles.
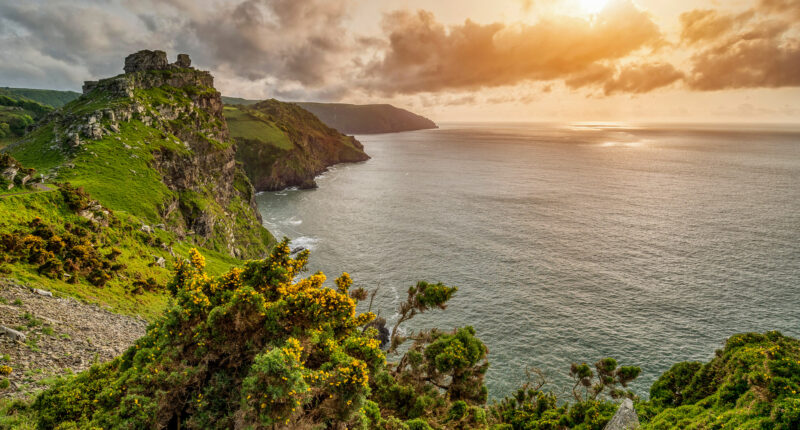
[0,0,799,123]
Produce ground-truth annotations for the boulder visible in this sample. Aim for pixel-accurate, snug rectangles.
[32,288,53,297]
[124,50,169,73]
[1,325,26,342]
[154,256,166,268]
[603,398,640,430]
[141,225,153,234]
[175,54,191,68]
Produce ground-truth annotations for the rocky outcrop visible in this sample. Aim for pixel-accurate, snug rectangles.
[604,399,640,430]
[0,154,35,190]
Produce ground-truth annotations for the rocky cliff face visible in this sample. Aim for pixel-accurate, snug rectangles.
[6,50,273,258]
[225,99,370,191]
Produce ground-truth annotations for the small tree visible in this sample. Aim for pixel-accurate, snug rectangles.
[570,358,641,401]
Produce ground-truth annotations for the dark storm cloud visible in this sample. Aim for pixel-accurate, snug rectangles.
[0,0,354,93]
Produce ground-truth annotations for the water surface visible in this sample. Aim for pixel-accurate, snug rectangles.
[257,123,800,397]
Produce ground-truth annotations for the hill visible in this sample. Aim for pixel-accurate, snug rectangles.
[0,88,81,108]
[223,96,438,135]
[224,99,369,191]
[0,91,53,146]
[297,102,438,134]
[3,50,274,259]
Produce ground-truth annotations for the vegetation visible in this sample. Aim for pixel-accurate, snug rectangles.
[1,57,796,430]
[0,176,240,318]
[0,88,80,109]
[0,91,53,145]
[4,67,274,259]
[0,239,796,429]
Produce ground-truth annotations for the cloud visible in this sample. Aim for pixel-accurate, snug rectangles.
[361,1,664,95]
[603,63,685,94]
[0,0,357,97]
[139,0,354,87]
[565,62,683,95]
[681,2,800,90]
[678,9,753,45]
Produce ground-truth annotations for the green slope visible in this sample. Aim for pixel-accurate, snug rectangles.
[0,51,276,318]
[0,90,53,147]
[0,87,81,108]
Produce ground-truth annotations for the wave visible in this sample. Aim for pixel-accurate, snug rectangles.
[282,216,302,226]
[291,236,320,251]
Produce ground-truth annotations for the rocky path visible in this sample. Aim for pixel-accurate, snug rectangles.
[0,278,148,399]
[0,183,53,199]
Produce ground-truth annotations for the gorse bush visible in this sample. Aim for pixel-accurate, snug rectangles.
[33,240,385,428]
[0,217,122,286]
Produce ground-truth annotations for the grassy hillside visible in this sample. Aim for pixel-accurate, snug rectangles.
[298,102,438,135]
[4,62,274,260]
[0,51,276,319]
[225,100,369,191]
[221,95,259,106]
[0,88,80,108]
[0,185,238,319]
[0,91,53,148]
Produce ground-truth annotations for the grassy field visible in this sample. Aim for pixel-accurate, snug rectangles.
[223,106,294,150]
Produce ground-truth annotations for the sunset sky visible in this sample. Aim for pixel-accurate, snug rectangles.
[1,0,799,122]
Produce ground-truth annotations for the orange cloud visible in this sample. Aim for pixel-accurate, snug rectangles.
[363,1,663,95]
[604,63,685,95]
[683,2,800,90]
[679,9,753,45]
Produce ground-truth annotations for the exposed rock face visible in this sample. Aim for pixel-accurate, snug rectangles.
[123,49,168,73]
[604,399,640,430]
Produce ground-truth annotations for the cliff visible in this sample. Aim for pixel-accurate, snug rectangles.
[4,50,273,258]
[224,99,370,191]
[297,102,437,134]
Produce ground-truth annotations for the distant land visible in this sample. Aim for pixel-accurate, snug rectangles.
[0,87,80,108]
[223,96,438,135]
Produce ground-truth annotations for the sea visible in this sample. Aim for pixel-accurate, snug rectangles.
[256,122,800,399]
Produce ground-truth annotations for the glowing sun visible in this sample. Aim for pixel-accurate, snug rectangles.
[577,0,608,15]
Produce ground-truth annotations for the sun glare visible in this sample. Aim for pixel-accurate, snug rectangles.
[577,0,608,15]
